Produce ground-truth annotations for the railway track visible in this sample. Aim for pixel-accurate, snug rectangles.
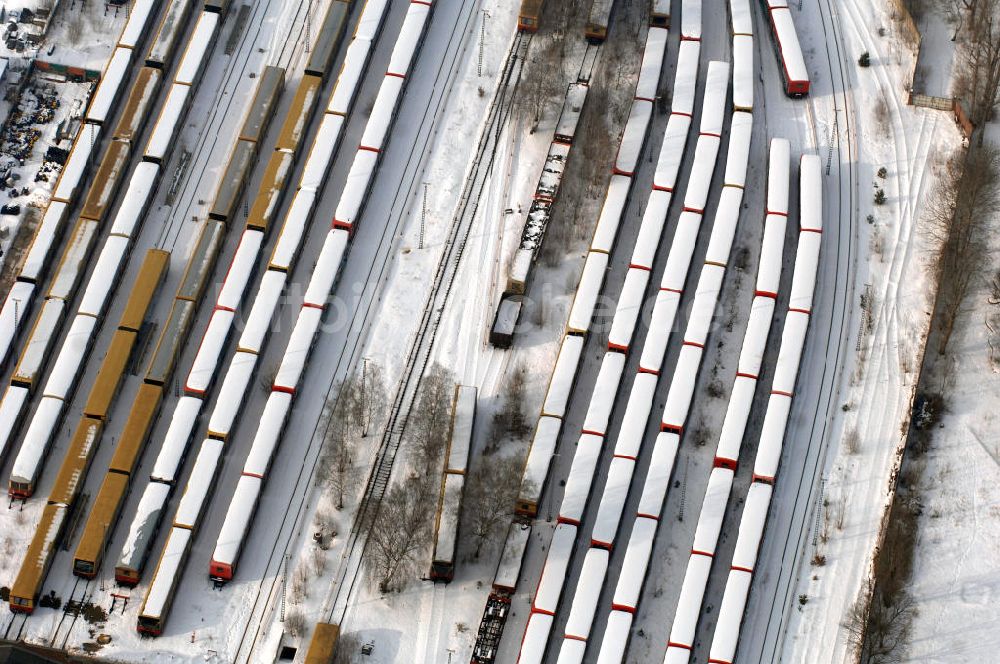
[747,0,860,659]
[328,27,531,627]
[229,3,494,660]
[3,613,27,642]
[47,578,91,651]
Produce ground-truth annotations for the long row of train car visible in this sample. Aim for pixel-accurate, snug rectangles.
[124,0,383,636]
[2,0,222,498]
[5,0,254,614]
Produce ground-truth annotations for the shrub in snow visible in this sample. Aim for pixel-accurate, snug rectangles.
[859,51,871,67]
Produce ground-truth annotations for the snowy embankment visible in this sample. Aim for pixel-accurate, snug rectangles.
[780,0,963,661]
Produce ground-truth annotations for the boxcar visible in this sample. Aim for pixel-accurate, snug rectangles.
[83,329,136,420]
[238,66,285,144]
[518,0,543,32]
[305,622,340,664]
[144,300,195,386]
[114,67,163,144]
[274,74,324,153]
[9,504,67,613]
[73,471,130,578]
[246,151,295,233]
[304,0,351,78]
[176,220,225,302]
[137,526,191,634]
[209,139,256,222]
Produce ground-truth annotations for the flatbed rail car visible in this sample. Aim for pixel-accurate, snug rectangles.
[585,0,615,42]
[518,0,543,32]
[305,622,341,663]
[430,385,477,582]
[8,251,167,613]
[73,65,288,581]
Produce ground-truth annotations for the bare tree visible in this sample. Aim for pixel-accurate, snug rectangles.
[490,363,531,448]
[407,364,456,489]
[953,0,1000,130]
[366,478,431,592]
[333,632,362,664]
[464,456,523,558]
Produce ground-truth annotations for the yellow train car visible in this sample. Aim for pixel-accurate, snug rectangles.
[115,67,163,144]
[9,503,68,613]
[73,471,130,578]
[305,622,340,664]
[109,383,164,475]
[518,0,543,32]
[80,139,132,222]
[120,249,171,332]
[274,74,323,153]
[48,417,104,506]
[83,329,136,421]
[246,151,295,233]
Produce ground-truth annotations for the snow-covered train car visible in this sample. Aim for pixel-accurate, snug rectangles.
[755,214,787,298]
[590,175,630,254]
[304,0,352,78]
[683,135,722,214]
[704,188,743,266]
[799,154,823,232]
[47,218,100,301]
[446,384,477,474]
[608,267,649,351]
[333,150,377,230]
[597,611,632,662]
[582,352,626,436]
[174,11,218,86]
[109,162,159,236]
[45,313,96,400]
[714,375,756,469]
[299,115,346,193]
[631,190,671,270]
[559,434,603,525]
[360,76,404,152]
[537,143,569,201]
[173,439,224,529]
[516,416,561,516]
[733,36,754,112]
[771,310,809,395]
[614,100,653,176]
[585,0,615,42]
[144,83,191,163]
[304,230,349,308]
[691,468,734,555]
[636,27,668,101]
[86,47,132,126]
[388,1,432,77]
[731,482,772,571]
[660,344,702,433]
[668,553,713,651]
[150,396,202,484]
[614,373,657,459]
[567,251,608,336]
[767,137,791,215]
[591,456,634,548]
[730,0,753,36]
[77,235,130,318]
[611,516,656,611]
[709,569,752,663]
[638,289,681,374]
[209,474,262,581]
[207,351,257,439]
[672,40,700,117]
[146,0,194,68]
[532,523,576,615]
[8,395,64,497]
[11,299,64,390]
[218,229,264,311]
[185,309,234,396]
[789,232,821,313]
[242,391,292,479]
[18,201,68,285]
[653,113,692,192]
[493,521,531,593]
[542,335,585,418]
[681,0,702,40]
[137,526,191,635]
[554,82,589,144]
[430,472,465,581]
[0,387,29,459]
[557,638,585,663]
[737,296,776,379]
[651,0,671,27]
[238,272,286,354]
[272,307,323,394]
[723,112,754,190]
[752,393,792,482]
[770,8,810,96]
[115,481,170,585]
[636,432,678,518]
[52,124,99,204]
[328,38,375,117]
[269,190,316,272]
[660,211,702,293]
[519,613,554,664]
[700,61,730,137]
[684,264,725,348]
[563,549,609,640]
[117,0,156,50]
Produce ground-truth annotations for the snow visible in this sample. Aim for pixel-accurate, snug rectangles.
[582,353,627,436]
[636,433,679,519]
[174,439,224,528]
[591,457,634,548]
[77,235,129,318]
[208,351,257,437]
[10,395,63,487]
[218,229,264,310]
[149,396,202,483]
[238,271,287,353]
[243,391,292,478]
[118,0,157,50]
[212,475,263,568]
[87,47,132,125]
